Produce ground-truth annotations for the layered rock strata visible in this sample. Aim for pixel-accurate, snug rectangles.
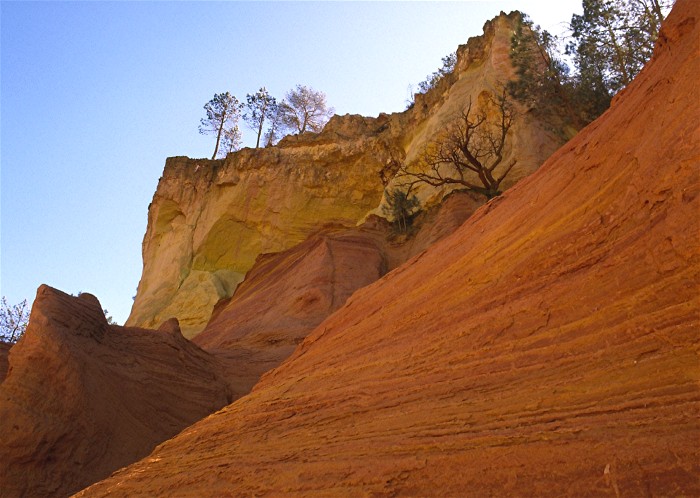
[79,1,700,495]
[192,191,484,396]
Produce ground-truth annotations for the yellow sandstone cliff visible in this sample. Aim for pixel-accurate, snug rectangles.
[127,12,564,337]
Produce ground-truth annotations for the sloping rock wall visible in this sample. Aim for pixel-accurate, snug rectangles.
[127,139,395,337]
[193,225,389,396]
[78,1,700,495]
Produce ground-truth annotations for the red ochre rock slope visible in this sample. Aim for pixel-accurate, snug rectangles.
[80,1,699,496]
[193,225,388,396]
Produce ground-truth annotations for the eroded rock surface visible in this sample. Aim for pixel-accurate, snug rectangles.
[193,225,389,396]
[79,1,700,495]
[0,286,232,498]
[190,192,484,399]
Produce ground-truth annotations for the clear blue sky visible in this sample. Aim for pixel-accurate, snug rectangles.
[1,1,581,325]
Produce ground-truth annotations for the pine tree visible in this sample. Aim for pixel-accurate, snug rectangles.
[199,92,241,160]
[279,85,334,134]
[382,189,420,234]
[220,125,243,156]
[263,105,285,147]
[507,13,585,129]
[567,0,673,97]
[243,87,278,148]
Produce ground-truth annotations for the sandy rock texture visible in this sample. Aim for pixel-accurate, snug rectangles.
[0,286,233,498]
[126,142,392,338]
[193,225,389,396]
[0,342,10,383]
[127,11,563,338]
[0,181,484,498]
[79,1,700,495]
[192,192,483,398]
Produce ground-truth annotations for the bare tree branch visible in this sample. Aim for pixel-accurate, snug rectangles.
[396,89,517,199]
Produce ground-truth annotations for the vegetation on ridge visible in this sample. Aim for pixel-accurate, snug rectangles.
[382,189,421,234]
[406,52,457,109]
[0,297,29,344]
[243,87,278,149]
[278,85,335,135]
[395,1,673,204]
[200,84,333,157]
[198,92,242,160]
[509,0,673,130]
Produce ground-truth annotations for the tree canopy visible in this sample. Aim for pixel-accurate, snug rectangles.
[508,2,673,131]
[279,85,334,134]
[567,0,671,96]
[197,85,335,151]
[243,87,278,148]
[220,125,243,155]
[508,15,593,129]
[199,92,242,159]
[1,297,29,344]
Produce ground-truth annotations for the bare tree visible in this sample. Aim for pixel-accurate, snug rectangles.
[1,297,30,344]
[279,85,334,134]
[199,92,241,159]
[398,90,516,200]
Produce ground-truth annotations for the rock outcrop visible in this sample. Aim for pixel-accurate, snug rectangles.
[78,1,700,495]
[190,192,483,397]
[193,225,389,396]
[127,11,564,338]
[0,286,233,498]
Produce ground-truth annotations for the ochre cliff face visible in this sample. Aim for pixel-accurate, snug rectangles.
[127,11,564,337]
[383,12,563,208]
[127,138,396,338]
[78,1,700,495]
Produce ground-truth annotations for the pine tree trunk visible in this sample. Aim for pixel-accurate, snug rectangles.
[256,117,264,148]
[212,115,225,159]
[604,17,631,86]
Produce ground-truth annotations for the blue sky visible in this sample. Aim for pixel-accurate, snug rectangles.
[1,1,581,325]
